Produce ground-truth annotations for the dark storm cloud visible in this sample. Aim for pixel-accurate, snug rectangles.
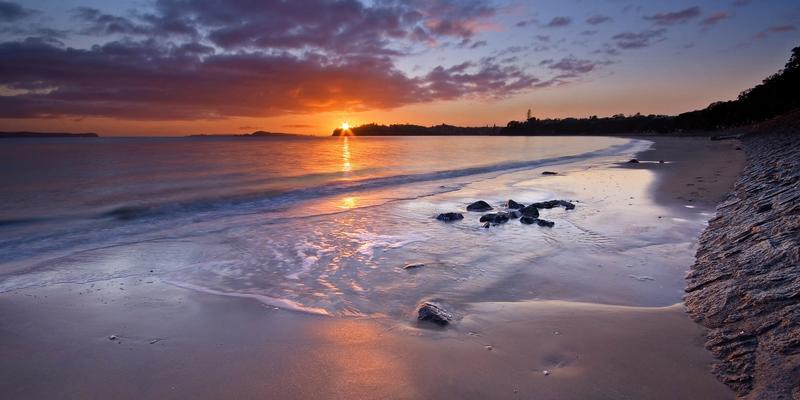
[0,0,547,120]
[643,6,701,26]
[586,15,612,25]
[612,29,667,49]
[0,1,35,22]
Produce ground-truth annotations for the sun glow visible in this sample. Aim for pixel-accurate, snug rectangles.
[340,122,350,131]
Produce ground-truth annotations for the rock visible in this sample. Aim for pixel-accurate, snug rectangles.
[417,301,453,326]
[108,335,118,340]
[436,212,464,222]
[685,131,800,399]
[543,370,551,376]
[520,216,537,225]
[535,219,555,227]
[508,210,522,219]
[520,205,540,218]
[541,171,558,175]
[403,263,425,270]
[466,200,493,212]
[480,213,509,224]
[659,160,665,163]
[628,158,640,163]
[557,200,576,210]
[483,222,491,228]
[506,199,524,209]
[756,203,772,213]
[530,200,561,209]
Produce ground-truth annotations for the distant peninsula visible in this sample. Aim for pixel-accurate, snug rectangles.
[188,130,310,138]
[0,131,98,138]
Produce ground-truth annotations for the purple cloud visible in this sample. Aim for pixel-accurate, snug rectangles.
[548,57,605,75]
[0,0,533,121]
[643,6,701,26]
[701,12,731,27]
[612,29,667,49]
[546,16,572,28]
[586,15,612,25]
[755,25,797,39]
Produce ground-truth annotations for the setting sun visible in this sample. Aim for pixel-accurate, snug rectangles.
[340,122,350,131]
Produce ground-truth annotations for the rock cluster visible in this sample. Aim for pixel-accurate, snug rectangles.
[684,131,800,399]
[437,198,574,229]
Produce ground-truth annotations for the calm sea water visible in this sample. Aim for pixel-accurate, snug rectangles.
[1,135,702,317]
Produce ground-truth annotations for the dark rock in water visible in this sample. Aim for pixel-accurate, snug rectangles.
[436,212,464,222]
[403,263,425,270]
[628,159,639,163]
[417,301,453,326]
[658,160,665,163]
[482,222,491,228]
[506,199,524,209]
[520,205,540,218]
[535,219,555,227]
[480,213,509,224]
[530,200,561,209]
[541,171,558,175]
[520,217,555,227]
[557,200,576,210]
[466,200,493,212]
[508,210,522,219]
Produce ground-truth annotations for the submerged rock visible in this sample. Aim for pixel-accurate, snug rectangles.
[403,263,425,270]
[520,205,540,218]
[479,213,509,224]
[541,171,558,175]
[508,210,522,219]
[466,200,493,212]
[436,212,464,222]
[520,216,555,227]
[628,158,640,163]
[506,199,524,209]
[558,200,576,210]
[417,301,453,326]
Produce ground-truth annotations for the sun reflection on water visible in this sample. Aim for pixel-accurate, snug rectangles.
[340,196,358,209]
[342,136,352,173]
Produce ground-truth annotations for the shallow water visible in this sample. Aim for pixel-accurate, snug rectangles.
[0,136,708,317]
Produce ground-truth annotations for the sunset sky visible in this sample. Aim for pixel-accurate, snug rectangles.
[0,0,798,136]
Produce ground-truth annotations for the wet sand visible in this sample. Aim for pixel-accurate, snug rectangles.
[0,136,745,399]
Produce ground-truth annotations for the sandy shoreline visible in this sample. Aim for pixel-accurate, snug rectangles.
[0,136,745,399]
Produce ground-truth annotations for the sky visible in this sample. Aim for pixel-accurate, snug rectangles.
[0,0,797,136]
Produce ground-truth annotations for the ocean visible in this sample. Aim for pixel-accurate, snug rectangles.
[1,135,700,317]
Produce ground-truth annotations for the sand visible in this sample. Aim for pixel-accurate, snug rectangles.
[0,136,746,399]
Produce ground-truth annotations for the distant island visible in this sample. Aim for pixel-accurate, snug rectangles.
[0,131,98,138]
[334,46,799,137]
[188,130,311,138]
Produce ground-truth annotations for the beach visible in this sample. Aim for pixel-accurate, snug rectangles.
[0,136,745,399]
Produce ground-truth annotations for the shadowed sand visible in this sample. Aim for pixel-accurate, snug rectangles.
[0,136,745,399]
